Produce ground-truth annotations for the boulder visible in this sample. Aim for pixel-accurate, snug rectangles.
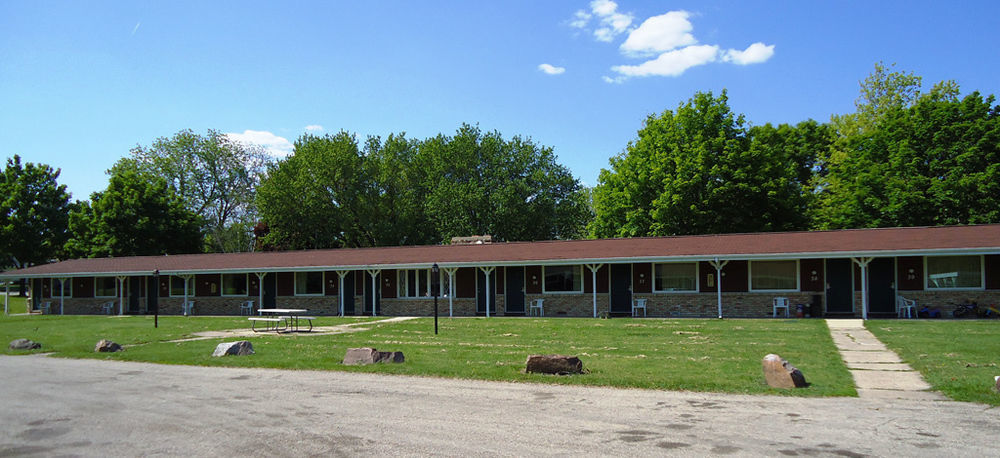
[762,354,808,388]
[525,354,583,375]
[95,339,122,353]
[9,339,41,350]
[212,341,255,357]
[342,347,405,365]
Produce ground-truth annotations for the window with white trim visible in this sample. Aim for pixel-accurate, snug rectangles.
[95,277,117,297]
[654,262,698,292]
[169,276,194,297]
[295,272,324,296]
[926,255,982,289]
[750,260,798,291]
[397,269,450,298]
[51,278,72,298]
[221,274,247,296]
[543,265,582,293]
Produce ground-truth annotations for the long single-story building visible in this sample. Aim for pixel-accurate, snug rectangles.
[2,225,999,319]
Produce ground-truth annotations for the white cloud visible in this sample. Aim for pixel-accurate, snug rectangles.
[304,124,324,132]
[722,42,775,65]
[569,10,591,28]
[225,130,294,158]
[571,0,633,42]
[610,44,719,79]
[620,11,696,56]
[538,63,566,75]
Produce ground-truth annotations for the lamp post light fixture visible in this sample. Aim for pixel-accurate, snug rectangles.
[431,263,440,335]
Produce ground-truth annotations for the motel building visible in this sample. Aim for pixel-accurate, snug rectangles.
[2,225,999,320]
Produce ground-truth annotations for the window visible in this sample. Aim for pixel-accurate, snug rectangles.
[170,276,194,297]
[221,274,247,296]
[543,265,582,293]
[654,263,698,292]
[295,272,324,296]
[95,277,117,297]
[397,269,449,298]
[750,260,798,291]
[51,278,72,298]
[926,256,982,289]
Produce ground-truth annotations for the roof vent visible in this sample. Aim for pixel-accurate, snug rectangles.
[450,235,493,245]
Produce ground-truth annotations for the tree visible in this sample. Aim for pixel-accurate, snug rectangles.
[417,124,591,242]
[815,79,1000,228]
[590,91,822,237]
[112,129,271,252]
[0,155,72,268]
[65,169,202,257]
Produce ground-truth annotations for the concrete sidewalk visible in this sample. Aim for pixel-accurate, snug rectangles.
[827,319,945,401]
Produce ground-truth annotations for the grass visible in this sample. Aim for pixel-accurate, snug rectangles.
[0,314,856,397]
[867,320,1000,405]
[2,296,27,315]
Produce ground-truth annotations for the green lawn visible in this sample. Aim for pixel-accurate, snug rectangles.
[3,296,27,315]
[1,315,856,397]
[867,320,1000,405]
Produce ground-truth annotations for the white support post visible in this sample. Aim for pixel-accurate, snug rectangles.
[59,277,68,315]
[367,269,380,317]
[444,268,457,318]
[117,276,127,316]
[255,272,266,315]
[479,266,495,317]
[708,259,729,319]
[852,257,874,320]
[336,270,349,317]
[181,274,192,316]
[5,281,10,315]
[585,264,604,318]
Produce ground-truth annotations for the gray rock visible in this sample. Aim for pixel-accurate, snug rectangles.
[9,339,41,350]
[212,341,255,357]
[95,339,122,353]
[343,347,405,365]
[762,353,808,388]
[525,354,583,375]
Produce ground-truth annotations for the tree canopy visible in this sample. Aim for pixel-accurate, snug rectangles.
[0,155,72,267]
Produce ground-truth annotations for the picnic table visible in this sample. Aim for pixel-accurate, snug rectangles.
[250,308,315,333]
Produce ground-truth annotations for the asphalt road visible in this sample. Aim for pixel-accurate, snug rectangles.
[1,354,998,457]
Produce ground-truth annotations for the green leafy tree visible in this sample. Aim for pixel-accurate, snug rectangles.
[417,124,591,241]
[0,155,72,268]
[112,129,271,252]
[590,91,822,237]
[65,169,202,257]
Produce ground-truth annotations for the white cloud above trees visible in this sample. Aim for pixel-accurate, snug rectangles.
[225,130,294,157]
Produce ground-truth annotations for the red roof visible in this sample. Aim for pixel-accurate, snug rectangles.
[3,225,999,277]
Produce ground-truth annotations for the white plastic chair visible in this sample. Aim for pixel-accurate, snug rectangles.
[182,300,196,316]
[773,297,790,318]
[39,301,51,315]
[101,301,115,315]
[528,299,544,316]
[896,296,917,319]
[632,298,647,317]
[240,300,255,316]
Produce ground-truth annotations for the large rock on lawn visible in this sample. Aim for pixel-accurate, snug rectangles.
[95,339,122,352]
[212,341,255,357]
[342,347,405,365]
[762,353,808,388]
[9,339,41,350]
[525,354,583,375]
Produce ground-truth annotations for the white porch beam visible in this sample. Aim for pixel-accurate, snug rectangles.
[367,269,380,317]
[708,259,729,319]
[479,266,495,317]
[255,272,266,315]
[852,257,874,320]
[4,281,9,315]
[444,267,458,318]
[117,276,127,316]
[585,264,604,318]
[336,270,350,317]
[59,277,68,315]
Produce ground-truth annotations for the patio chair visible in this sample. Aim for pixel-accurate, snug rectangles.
[632,298,647,317]
[240,300,255,316]
[39,301,51,315]
[101,301,115,315]
[528,299,544,317]
[182,300,195,316]
[773,297,790,318]
[896,296,917,319]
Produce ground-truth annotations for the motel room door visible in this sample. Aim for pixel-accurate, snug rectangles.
[825,259,853,316]
[363,272,381,315]
[609,264,632,315]
[505,266,525,315]
[867,258,896,317]
[476,269,496,315]
[128,276,145,314]
[341,271,355,315]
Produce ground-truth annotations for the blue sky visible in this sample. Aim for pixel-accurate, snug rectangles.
[2,1,999,200]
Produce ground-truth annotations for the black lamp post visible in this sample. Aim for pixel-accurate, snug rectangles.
[431,263,440,335]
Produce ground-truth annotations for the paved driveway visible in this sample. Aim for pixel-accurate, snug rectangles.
[1,355,998,457]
